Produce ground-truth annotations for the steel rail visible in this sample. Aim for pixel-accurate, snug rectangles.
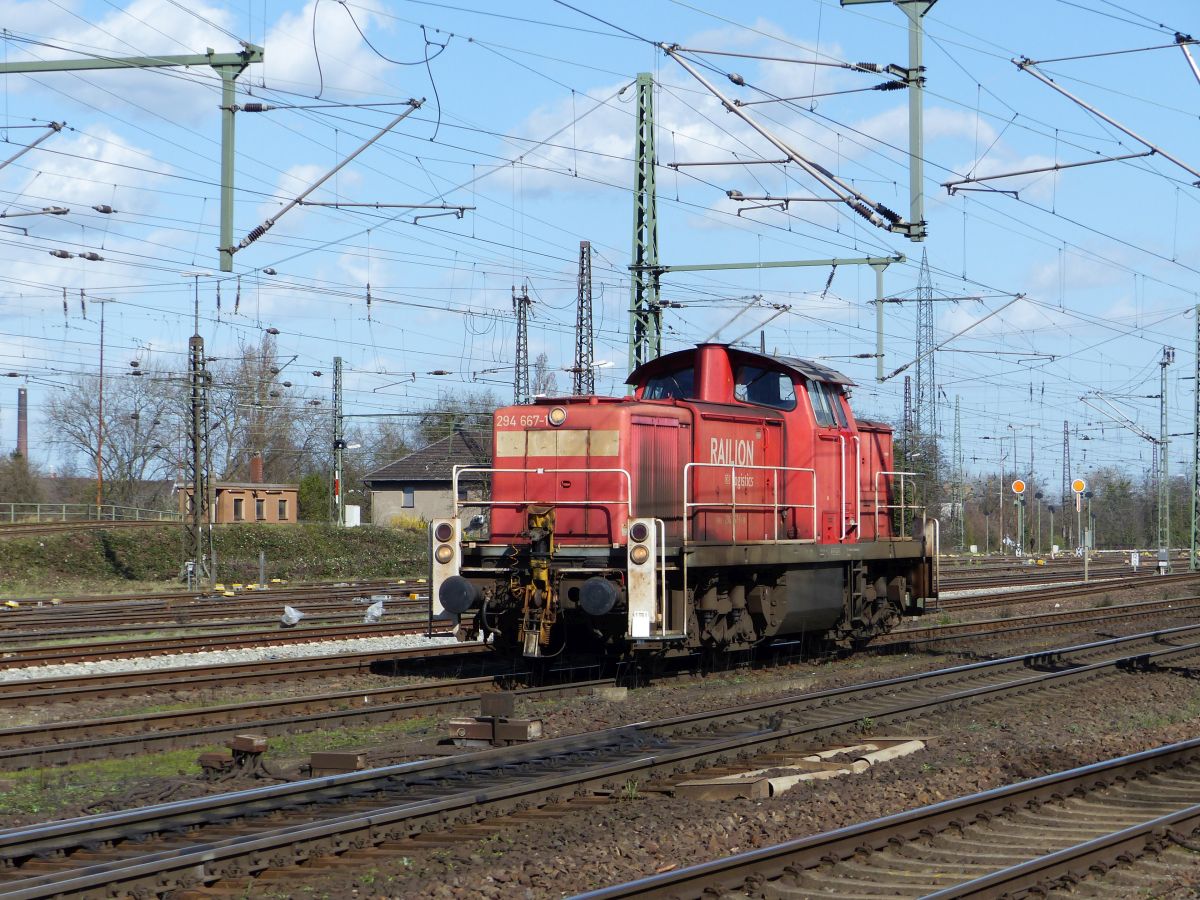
[0,621,453,668]
[575,737,1200,899]
[0,626,1198,896]
[0,642,491,705]
[0,675,585,768]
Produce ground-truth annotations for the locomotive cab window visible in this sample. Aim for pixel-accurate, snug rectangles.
[826,384,849,428]
[734,366,796,411]
[806,379,836,427]
[642,366,695,400]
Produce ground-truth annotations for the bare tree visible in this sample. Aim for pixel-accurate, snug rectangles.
[532,352,558,398]
[413,388,498,446]
[44,371,180,507]
[207,334,325,482]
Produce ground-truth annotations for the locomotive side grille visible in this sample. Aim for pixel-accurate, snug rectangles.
[632,416,683,528]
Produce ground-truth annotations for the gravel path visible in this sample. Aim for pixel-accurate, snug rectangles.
[0,633,468,682]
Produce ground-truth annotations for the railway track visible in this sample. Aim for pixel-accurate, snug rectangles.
[1,624,1198,897]
[0,619,451,670]
[0,600,430,645]
[3,595,1196,769]
[937,570,1200,610]
[0,641,491,708]
[2,578,422,615]
[580,738,1200,899]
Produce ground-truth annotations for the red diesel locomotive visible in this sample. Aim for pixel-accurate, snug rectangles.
[431,343,937,659]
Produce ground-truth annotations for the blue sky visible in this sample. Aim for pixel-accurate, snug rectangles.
[1,0,1198,498]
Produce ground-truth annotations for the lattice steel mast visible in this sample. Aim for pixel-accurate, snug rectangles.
[629,72,660,370]
[915,249,937,441]
[513,284,532,405]
[950,395,964,549]
[573,241,595,395]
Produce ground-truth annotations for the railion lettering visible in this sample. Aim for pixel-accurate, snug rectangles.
[709,437,755,467]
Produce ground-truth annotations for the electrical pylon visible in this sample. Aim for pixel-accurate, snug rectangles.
[628,72,660,371]
[573,241,594,395]
[513,284,531,405]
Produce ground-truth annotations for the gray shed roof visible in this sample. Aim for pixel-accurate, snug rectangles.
[363,429,491,486]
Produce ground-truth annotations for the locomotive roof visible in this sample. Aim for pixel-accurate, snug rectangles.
[626,344,855,387]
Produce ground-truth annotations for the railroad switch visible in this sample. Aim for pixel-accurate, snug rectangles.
[447,692,543,747]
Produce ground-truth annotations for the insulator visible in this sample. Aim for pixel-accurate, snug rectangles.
[728,72,745,86]
[876,203,902,225]
[243,224,267,246]
[875,80,907,91]
[428,369,450,376]
[266,327,280,335]
[854,62,879,72]
[242,102,268,112]
[234,275,241,314]
[79,251,103,261]
[851,202,875,222]
[92,204,116,214]
[49,249,73,259]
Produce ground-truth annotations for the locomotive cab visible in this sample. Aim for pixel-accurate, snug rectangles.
[431,343,937,660]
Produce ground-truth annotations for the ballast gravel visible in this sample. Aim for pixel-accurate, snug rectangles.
[0,633,468,682]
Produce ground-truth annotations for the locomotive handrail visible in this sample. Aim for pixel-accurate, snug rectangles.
[450,465,634,518]
[874,470,925,534]
[682,463,817,544]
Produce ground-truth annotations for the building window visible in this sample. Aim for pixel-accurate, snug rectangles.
[255,498,265,520]
[402,487,415,509]
[457,485,469,501]
[233,498,244,521]
[277,499,288,520]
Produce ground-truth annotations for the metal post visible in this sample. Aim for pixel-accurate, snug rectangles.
[333,356,345,527]
[258,550,266,588]
[1193,304,1200,570]
[96,299,105,508]
[871,261,888,381]
[1016,495,1024,557]
[0,47,262,274]
[840,0,934,241]
[219,68,237,273]
[1160,346,1175,565]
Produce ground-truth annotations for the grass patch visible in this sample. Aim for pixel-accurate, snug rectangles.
[0,747,207,818]
[0,523,428,597]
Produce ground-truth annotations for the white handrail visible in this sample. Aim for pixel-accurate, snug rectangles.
[451,465,634,518]
[683,462,817,544]
[874,469,925,532]
[853,435,862,532]
[839,434,847,540]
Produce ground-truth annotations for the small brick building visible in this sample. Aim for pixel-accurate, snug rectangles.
[177,482,299,524]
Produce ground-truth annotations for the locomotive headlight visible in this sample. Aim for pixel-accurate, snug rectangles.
[434,544,455,564]
[628,521,649,543]
[629,544,650,566]
[433,522,454,543]
[548,406,567,426]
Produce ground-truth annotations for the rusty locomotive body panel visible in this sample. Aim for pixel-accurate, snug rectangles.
[431,343,937,659]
